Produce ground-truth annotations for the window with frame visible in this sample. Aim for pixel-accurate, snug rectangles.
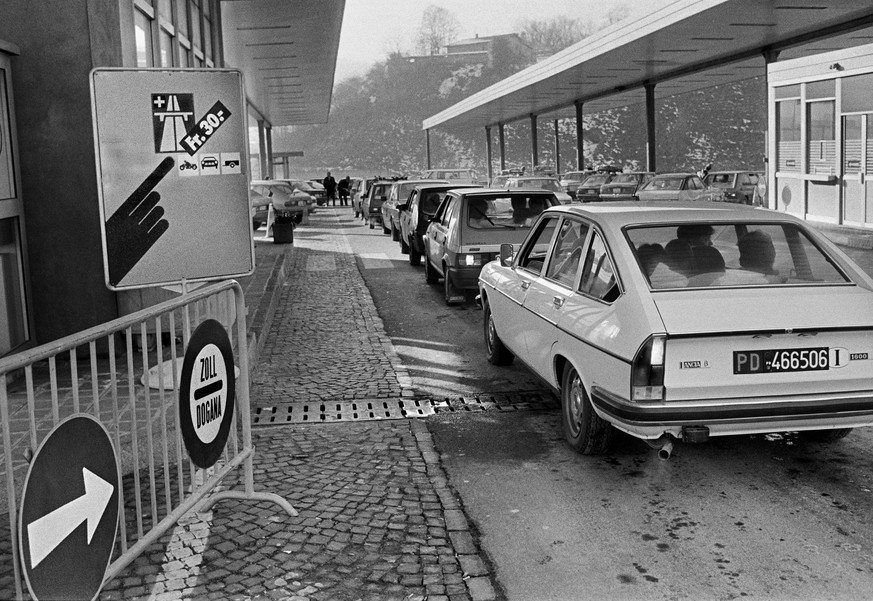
[579,232,619,302]
[134,5,155,67]
[545,218,590,287]
[516,215,559,276]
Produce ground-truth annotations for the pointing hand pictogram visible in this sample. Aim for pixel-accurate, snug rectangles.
[105,156,174,286]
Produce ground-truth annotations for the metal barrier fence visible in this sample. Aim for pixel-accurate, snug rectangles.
[0,280,295,600]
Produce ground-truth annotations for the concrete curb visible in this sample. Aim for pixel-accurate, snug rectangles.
[410,420,502,601]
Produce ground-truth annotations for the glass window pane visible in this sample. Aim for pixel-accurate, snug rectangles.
[808,101,834,141]
[579,232,617,301]
[158,0,173,22]
[0,70,15,200]
[777,100,801,142]
[191,1,201,50]
[545,219,590,287]
[517,216,559,275]
[177,0,189,38]
[159,29,174,66]
[134,9,154,67]
[203,18,212,59]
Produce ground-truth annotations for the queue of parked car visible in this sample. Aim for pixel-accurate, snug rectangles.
[252,165,873,462]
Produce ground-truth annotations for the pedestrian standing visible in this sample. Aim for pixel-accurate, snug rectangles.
[323,171,337,206]
[337,176,351,207]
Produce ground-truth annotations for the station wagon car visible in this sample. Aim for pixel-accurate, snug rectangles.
[478,202,873,458]
[398,183,477,265]
[382,179,446,239]
[424,189,559,304]
[703,170,764,205]
[572,171,617,202]
[635,173,711,202]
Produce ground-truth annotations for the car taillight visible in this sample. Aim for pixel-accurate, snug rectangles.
[459,253,485,266]
[631,335,666,401]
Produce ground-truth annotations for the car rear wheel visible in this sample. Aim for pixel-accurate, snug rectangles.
[484,300,513,366]
[400,234,410,255]
[368,217,374,229]
[382,221,391,235]
[561,364,613,455]
[391,224,400,241]
[424,256,439,285]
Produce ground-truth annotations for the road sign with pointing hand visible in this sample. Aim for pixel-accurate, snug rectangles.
[18,414,120,601]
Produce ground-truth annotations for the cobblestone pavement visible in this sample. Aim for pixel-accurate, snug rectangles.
[98,207,502,601]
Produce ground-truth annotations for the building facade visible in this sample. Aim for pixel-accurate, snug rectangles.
[769,42,873,231]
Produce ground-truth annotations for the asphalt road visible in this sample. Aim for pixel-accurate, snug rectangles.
[344,213,873,601]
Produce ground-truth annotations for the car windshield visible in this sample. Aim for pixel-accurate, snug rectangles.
[466,194,553,229]
[643,177,684,191]
[626,222,850,290]
[704,174,737,188]
[610,174,640,184]
[562,172,588,182]
[490,177,508,187]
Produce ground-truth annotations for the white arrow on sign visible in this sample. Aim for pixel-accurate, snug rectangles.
[27,467,115,569]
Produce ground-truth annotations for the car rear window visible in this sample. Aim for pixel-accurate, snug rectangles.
[643,177,684,191]
[466,194,554,229]
[610,174,638,184]
[626,222,850,289]
[583,174,610,186]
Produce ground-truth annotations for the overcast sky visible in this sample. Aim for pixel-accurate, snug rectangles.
[334,0,673,82]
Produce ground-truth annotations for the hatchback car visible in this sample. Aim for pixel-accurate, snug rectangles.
[398,183,478,265]
[703,171,764,205]
[598,171,655,201]
[635,173,710,202]
[382,179,445,239]
[363,180,395,230]
[281,179,326,207]
[423,189,560,304]
[478,201,873,458]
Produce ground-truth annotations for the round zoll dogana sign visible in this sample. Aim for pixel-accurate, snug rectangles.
[179,319,236,468]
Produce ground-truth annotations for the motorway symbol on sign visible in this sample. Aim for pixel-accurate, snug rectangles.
[152,93,194,153]
[19,414,120,601]
[179,319,236,468]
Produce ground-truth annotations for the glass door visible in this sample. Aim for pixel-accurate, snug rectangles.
[0,52,30,355]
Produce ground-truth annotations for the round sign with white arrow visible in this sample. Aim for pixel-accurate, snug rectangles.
[18,414,120,601]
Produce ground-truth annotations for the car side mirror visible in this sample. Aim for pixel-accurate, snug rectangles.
[499,244,515,267]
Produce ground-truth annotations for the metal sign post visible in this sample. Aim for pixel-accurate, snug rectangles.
[90,68,254,290]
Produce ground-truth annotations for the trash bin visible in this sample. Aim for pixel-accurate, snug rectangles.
[273,221,294,244]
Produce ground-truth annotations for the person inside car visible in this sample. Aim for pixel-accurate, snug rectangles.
[524,197,548,226]
[468,198,491,228]
[649,239,693,288]
[737,230,781,283]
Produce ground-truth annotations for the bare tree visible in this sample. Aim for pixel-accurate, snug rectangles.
[415,5,460,56]
[518,16,587,58]
[603,5,630,27]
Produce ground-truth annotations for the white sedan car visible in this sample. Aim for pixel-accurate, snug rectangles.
[477,202,873,458]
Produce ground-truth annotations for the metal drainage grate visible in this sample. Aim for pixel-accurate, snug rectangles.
[252,390,559,425]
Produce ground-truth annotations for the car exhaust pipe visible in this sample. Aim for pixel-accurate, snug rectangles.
[646,434,674,460]
[657,440,674,460]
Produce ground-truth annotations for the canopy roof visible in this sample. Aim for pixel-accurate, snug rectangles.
[221,0,345,127]
[423,0,873,130]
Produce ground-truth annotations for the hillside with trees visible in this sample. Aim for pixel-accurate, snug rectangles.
[274,7,766,179]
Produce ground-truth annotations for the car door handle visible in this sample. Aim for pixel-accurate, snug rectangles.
[553,296,564,308]
[521,281,530,290]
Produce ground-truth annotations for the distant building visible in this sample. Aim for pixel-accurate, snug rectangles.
[443,34,533,68]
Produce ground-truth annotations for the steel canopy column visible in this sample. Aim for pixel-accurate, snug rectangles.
[498,123,506,172]
[425,129,431,169]
[265,125,274,179]
[530,114,538,170]
[763,49,780,210]
[485,126,493,184]
[645,84,656,173]
[575,101,584,171]
[553,120,560,174]
[257,119,268,179]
